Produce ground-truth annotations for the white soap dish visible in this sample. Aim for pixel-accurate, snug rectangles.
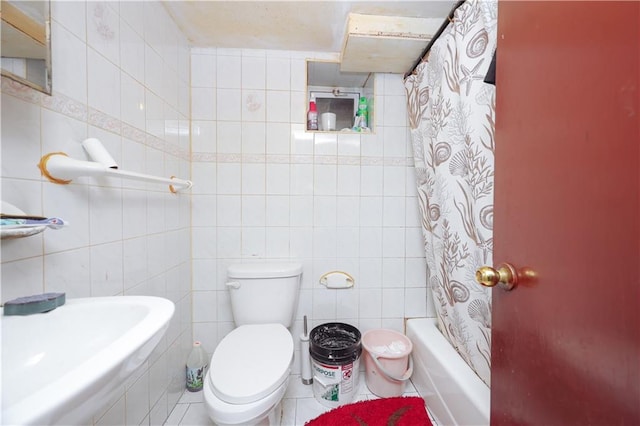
[1,201,47,239]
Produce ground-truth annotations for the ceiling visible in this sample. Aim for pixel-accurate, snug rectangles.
[162,1,457,53]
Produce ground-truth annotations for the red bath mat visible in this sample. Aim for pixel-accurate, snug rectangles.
[305,396,432,426]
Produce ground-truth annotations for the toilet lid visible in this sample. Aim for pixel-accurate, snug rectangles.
[209,324,294,404]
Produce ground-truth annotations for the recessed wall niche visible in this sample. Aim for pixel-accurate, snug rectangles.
[306,60,374,133]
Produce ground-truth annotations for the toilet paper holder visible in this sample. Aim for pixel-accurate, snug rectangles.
[319,271,355,289]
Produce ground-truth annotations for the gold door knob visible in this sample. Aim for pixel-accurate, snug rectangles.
[476,263,518,290]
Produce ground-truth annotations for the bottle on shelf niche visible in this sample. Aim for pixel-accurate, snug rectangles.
[186,341,208,392]
[357,96,368,128]
[307,100,318,130]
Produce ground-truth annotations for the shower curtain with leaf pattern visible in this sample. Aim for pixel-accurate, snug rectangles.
[404,0,497,386]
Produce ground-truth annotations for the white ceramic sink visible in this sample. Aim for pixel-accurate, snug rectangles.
[1,296,175,425]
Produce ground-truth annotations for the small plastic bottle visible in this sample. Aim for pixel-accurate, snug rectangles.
[307,100,318,130]
[186,341,208,392]
[357,96,368,128]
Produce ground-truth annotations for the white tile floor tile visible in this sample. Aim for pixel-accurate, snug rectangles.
[165,374,428,426]
[164,402,189,425]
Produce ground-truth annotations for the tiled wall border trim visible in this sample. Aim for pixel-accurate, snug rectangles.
[192,152,413,166]
[1,76,190,161]
[3,76,411,167]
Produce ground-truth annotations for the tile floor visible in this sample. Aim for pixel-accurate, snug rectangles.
[165,373,436,426]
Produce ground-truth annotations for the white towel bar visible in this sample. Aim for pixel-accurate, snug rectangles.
[38,151,192,193]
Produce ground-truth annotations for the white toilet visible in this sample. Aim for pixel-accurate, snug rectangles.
[203,263,303,426]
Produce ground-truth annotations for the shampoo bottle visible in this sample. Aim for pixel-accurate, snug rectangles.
[186,341,208,392]
[307,100,318,130]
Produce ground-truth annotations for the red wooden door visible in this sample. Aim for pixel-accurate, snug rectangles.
[492,2,639,424]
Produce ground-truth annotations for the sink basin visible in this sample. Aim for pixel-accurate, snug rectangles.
[1,296,175,425]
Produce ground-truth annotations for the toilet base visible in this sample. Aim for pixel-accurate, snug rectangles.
[203,372,288,426]
[211,402,281,426]
[253,401,282,426]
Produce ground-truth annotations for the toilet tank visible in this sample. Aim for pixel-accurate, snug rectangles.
[226,263,302,327]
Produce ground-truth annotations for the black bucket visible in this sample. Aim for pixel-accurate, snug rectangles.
[309,322,362,407]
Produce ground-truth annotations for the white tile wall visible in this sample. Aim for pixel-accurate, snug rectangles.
[190,49,429,376]
[3,7,431,425]
[1,1,192,425]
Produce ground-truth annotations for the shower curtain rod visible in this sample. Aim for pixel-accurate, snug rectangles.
[404,0,466,79]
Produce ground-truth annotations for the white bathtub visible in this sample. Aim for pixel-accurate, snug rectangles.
[406,318,490,426]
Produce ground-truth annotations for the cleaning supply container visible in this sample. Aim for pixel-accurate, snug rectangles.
[186,341,208,392]
[309,322,362,408]
[361,329,413,397]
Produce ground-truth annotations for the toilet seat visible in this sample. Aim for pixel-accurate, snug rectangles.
[209,323,294,404]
